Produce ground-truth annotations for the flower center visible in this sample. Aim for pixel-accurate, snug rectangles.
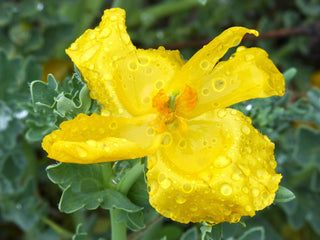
[151,85,198,132]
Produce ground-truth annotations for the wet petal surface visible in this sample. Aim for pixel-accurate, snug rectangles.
[42,113,162,163]
[147,109,281,224]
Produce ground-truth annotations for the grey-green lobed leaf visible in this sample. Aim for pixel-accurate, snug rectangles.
[274,186,295,203]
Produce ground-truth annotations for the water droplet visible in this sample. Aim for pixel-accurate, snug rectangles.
[178,139,187,149]
[230,109,237,115]
[145,67,152,74]
[128,61,138,71]
[101,27,111,38]
[220,183,233,196]
[109,121,117,129]
[212,78,226,92]
[81,46,99,62]
[217,109,227,118]
[225,70,231,75]
[161,133,172,146]
[231,172,241,181]
[110,15,118,21]
[182,183,193,193]
[121,33,130,44]
[252,188,259,197]
[86,140,97,147]
[262,191,268,199]
[233,37,242,46]
[242,186,249,193]
[214,156,232,168]
[175,194,186,204]
[190,204,198,212]
[200,60,209,70]
[245,54,254,61]
[160,178,171,189]
[201,88,210,96]
[77,147,88,158]
[241,126,250,135]
[138,56,150,65]
[146,127,155,136]
[245,205,252,212]
[155,81,163,89]
[236,46,246,52]
[148,181,158,196]
[147,156,157,168]
[104,146,110,152]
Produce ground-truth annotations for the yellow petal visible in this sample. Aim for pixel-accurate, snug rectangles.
[169,27,258,91]
[66,8,184,117]
[112,47,185,116]
[66,8,135,117]
[42,113,162,164]
[147,109,281,224]
[189,47,285,117]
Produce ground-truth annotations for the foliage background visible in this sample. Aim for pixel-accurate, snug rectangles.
[0,0,320,239]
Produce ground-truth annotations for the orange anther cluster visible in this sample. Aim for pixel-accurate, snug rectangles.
[175,85,198,116]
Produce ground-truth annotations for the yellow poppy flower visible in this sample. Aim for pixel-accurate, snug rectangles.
[42,8,284,224]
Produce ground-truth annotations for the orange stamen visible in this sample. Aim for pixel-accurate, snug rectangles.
[175,85,198,116]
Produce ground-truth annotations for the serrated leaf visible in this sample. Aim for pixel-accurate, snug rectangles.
[118,210,145,231]
[59,186,142,213]
[47,163,142,214]
[237,227,265,240]
[180,226,199,240]
[274,186,295,203]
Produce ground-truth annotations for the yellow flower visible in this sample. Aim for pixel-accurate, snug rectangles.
[42,8,284,224]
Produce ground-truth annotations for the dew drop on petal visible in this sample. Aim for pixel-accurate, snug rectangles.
[242,186,249,193]
[245,54,254,61]
[100,27,111,38]
[217,109,227,118]
[241,126,251,135]
[175,194,186,204]
[77,147,88,158]
[128,61,138,71]
[220,183,233,196]
[182,182,193,193]
[252,188,260,197]
[201,88,210,96]
[200,60,209,70]
[190,204,198,212]
[214,156,232,168]
[212,78,226,92]
[161,133,172,146]
[86,140,97,147]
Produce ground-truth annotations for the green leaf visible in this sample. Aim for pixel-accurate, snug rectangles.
[283,67,297,84]
[274,186,295,203]
[180,226,199,240]
[47,163,142,214]
[200,224,222,240]
[237,227,265,240]
[59,186,142,213]
[118,210,145,231]
[72,223,88,240]
[294,127,320,167]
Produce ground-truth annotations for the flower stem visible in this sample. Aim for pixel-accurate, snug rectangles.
[110,208,127,240]
[109,160,145,240]
[117,161,145,195]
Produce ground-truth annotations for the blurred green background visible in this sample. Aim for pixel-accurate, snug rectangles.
[1,0,320,239]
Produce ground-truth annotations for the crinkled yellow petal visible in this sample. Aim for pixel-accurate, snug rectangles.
[112,47,185,116]
[189,47,285,117]
[169,27,258,92]
[66,8,184,117]
[147,108,281,224]
[66,8,134,117]
[42,113,162,164]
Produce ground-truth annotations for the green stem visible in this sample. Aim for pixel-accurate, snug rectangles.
[110,208,127,240]
[117,161,144,194]
[42,217,73,238]
[109,161,145,240]
[100,162,113,189]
